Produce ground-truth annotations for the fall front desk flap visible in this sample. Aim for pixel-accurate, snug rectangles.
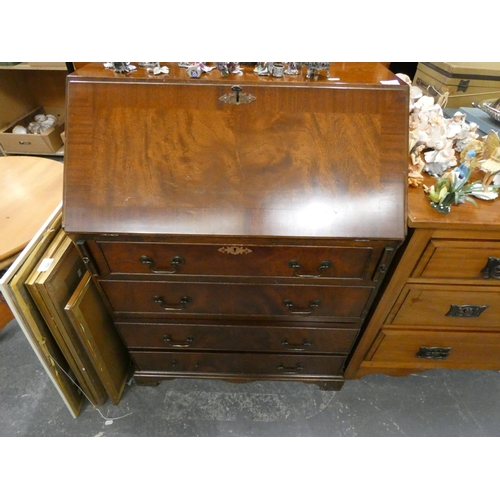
[63,63,409,240]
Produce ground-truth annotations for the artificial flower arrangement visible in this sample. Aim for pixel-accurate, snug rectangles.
[424,151,499,213]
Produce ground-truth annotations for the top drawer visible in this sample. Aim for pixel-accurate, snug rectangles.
[97,241,388,281]
[414,239,500,282]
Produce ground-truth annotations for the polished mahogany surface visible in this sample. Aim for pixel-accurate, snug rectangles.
[63,64,409,389]
[63,63,408,239]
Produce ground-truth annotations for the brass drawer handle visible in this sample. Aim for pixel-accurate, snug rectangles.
[140,255,185,274]
[283,299,321,315]
[445,304,488,318]
[276,363,304,374]
[288,259,332,278]
[153,295,191,311]
[162,335,194,348]
[280,339,313,351]
[416,347,452,360]
[482,257,500,280]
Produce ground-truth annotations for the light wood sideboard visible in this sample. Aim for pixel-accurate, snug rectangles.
[346,174,500,378]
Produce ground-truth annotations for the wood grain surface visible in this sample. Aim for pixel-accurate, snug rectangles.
[0,156,63,262]
[63,63,408,239]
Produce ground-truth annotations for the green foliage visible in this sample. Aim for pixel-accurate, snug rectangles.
[425,165,498,214]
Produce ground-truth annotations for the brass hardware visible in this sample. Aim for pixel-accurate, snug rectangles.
[162,335,194,348]
[218,246,252,255]
[140,255,184,274]
[75,240,99,275]
[415,77,442,97]
[481,257,500,280]
[372,246,395,282]
[457,79,470,92]
[276,363,304,374]
[280,339,313,351]
[283,299,321,315]
[153,295,191,311]
[446,304,488,318]
[219,85,256,105]
[416,346,452,360]
[288,260,332,278]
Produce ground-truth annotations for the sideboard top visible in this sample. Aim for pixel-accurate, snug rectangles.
[63,63,409,239]
[408,173,500,231]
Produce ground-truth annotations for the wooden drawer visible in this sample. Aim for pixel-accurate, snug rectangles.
[414,239,500,282]
[131,351,346,377]
[369,327,500,369]
[116,321,358,354]
[101,280,374,321]
[97,241,383,281]
[391,285,500,328]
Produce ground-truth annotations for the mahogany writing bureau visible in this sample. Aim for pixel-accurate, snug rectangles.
[63,63,408,390]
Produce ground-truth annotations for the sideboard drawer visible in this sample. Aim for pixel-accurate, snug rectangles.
[101,280,374,320]
[131,351,346,377]
[369,327,500,369]
[415,239,500,282]
[97,241,380,280]
[391,285,500,328]
[116,321,358,354]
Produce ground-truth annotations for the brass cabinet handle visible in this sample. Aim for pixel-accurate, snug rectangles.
[276,363,304,374]
[153,295,191,311]
[280,339,313,351]
[283,299,321,315]
[162,335,194,348]
[140,255,185,274]
[481,257,500,280]
[445,304,488,318]
[416,347,452,360]
[288,259,332,278]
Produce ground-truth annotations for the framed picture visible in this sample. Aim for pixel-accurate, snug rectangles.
[26,235,107,407]
[0,204,84,417]
[66,271,130,404]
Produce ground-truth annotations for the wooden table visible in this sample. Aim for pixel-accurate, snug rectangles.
[0,156,63,269]
[0,156,63,330]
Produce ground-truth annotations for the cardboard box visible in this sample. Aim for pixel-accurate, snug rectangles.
[414,62,500,108]
[0,106,65,154]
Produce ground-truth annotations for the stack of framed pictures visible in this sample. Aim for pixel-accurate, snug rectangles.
[0,204,130,417]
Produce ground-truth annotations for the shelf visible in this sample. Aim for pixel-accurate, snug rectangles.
[0,147,64,158]
[0,63,68,71]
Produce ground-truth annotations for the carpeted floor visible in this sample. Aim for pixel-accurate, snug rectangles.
[3,317,500,437]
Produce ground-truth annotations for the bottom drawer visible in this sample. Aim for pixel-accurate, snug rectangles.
[131,351,346,378]
[369,327,500,369]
